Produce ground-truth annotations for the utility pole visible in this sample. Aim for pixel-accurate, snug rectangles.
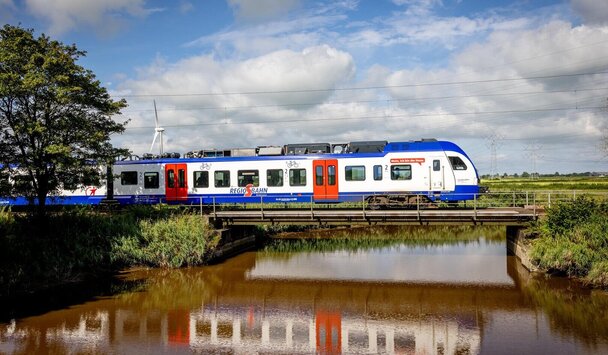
[524,141,543,179]
[486,133,503,179]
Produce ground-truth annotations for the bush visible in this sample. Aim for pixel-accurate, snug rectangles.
[543,196,598,237]
[530,195,608,287]
[0,206,220,296]
[112,214,220,268]
[586,261,608,288]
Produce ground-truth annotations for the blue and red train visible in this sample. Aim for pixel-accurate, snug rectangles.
[0,139,481,207]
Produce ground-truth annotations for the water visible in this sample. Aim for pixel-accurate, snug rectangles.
[1,227,607,354]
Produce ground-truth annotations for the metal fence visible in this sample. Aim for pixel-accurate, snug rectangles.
[194,191,608,216]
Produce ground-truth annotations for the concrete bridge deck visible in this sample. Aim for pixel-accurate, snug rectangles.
[210,207,538,226]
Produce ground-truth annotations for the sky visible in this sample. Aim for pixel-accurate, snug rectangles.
[2,0,608,174]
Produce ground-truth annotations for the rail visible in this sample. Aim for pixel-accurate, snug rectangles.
[194,191,608,226]
[196,191,608,214]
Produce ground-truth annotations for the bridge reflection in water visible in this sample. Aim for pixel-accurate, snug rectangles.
[2,235,607,354]
[7,285,484,354]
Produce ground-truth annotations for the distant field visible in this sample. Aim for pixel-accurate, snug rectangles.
[481,176,608,191]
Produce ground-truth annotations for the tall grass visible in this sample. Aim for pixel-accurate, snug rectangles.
[0,206,219,297]
[529,196,608,288]
[112,214,220,268]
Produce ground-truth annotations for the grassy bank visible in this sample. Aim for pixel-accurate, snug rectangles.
[527,196,608,288]
[0,206,220,297]
[482,176,608,192]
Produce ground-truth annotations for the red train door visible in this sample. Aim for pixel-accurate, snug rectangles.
[165,163,188,201]
[313,159,338,201]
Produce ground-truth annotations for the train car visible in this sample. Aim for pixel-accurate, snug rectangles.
[111,139,480,207]
[0,167,108,206]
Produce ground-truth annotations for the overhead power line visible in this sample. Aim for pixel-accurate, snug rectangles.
[114,70,608,98]
[123,105,604,130]
[119,86,608,113]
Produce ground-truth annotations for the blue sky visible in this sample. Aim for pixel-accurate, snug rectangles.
[2,0,608,174]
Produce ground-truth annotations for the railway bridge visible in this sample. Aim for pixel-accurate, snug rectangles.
[204,190,606,227]
[208,206,538,227]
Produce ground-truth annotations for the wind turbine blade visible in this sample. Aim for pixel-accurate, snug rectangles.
[153,100,159,128]
[149,132,159,153]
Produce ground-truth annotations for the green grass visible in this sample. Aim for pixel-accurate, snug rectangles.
[482,176,608,192]
[527,196,608,288]
[0,206,220,297]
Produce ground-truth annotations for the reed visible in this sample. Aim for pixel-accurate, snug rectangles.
[0,206,219,296]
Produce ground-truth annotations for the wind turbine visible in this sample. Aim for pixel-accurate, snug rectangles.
[149,100,165,156]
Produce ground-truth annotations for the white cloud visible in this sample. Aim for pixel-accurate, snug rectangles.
[24,0,158,35]
[227,0,301,22]
[571,0,608,25]
[116,45,355,153]
[187,1,356,57]
[383,20,608,172]
[111,2,607,173]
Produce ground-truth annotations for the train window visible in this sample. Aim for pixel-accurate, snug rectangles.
[144,172,159,189]
[315,166,323,186]
[391,165,412,180]
[345,166,365,181]
[267,169,283,187]
[167,169,175,188]
[238,170,259,187]
[121,171,138,185]
[448,156,467,170]
[328,165,336,185]
[214,171,230,188]
[289,169,306,186]
[178,169,186,188]
[373,165,382,181]
[194,171,209,188]
[433,160,441,171]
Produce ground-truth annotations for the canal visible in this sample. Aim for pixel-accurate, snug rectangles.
[1,226,607,354]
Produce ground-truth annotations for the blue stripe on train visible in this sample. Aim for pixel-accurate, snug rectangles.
[1,184,479,206]
[114,184,479,205]
[0,196,105,206]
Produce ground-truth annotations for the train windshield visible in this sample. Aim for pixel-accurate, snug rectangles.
[448,156,467,170]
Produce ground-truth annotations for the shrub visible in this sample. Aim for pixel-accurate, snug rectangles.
[112,214,220,268]
[543,196,598,237]
[530,195,608,287]
[586,261,608,288]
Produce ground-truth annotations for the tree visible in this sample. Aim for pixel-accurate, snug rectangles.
[0,25,128,214]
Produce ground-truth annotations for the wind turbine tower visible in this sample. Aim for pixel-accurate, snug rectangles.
[149,100,165,156]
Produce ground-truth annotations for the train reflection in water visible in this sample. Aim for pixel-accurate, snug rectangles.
[2,306,480,354]
[3,233,608,354]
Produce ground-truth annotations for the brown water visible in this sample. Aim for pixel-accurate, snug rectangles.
[1,227,608,354]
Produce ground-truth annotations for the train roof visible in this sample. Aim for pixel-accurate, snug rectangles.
[116,140,471,165]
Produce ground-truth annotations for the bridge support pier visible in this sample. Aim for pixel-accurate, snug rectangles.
[506,226,537,272]
[208,225,259,262]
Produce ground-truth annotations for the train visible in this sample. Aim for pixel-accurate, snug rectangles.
[0,139,481,208]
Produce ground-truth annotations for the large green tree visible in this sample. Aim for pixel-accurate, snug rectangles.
[0,25,128,213]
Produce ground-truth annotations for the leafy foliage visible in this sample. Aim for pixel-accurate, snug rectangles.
[0,206,219,297]
[530,196,608,287]
[0,25,128,213]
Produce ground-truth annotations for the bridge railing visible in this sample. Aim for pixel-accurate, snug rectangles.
[195,190,608,214]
